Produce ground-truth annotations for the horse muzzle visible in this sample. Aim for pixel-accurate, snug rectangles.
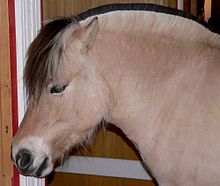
[11,147,52,177]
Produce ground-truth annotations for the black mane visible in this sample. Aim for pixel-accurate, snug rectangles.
[78,3,218,34]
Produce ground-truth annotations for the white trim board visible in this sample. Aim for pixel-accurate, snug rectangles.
[55,156,152,180]
[177,0,184,10]
[14,0,44,186]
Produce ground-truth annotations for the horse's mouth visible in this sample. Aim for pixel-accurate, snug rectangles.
[35,157,49,177]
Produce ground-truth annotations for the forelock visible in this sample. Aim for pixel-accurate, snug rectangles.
[24,16,79,102]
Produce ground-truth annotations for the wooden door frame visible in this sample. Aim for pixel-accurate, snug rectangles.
[0,0,15,185]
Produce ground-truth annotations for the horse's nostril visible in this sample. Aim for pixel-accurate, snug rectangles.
[16,149,34,171]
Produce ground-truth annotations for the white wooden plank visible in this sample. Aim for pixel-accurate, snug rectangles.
[15,0,44,186]
[56,156,152,180]
[177,0,184,10]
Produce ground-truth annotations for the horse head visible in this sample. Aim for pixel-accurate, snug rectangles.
[11,17,109,177]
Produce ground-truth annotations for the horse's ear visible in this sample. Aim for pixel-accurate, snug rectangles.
[79,17,99,53]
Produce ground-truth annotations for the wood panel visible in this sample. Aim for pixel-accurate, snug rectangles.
[191,0,197,16]
[0,0,13,186]
[43,0,177,20]
[212,0,220,19]
[73,125,140,160]
[48,173,155,186]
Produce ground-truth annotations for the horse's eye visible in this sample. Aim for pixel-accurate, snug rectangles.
[50,85,68,94]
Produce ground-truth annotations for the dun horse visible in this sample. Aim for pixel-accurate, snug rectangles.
[11,4,220,186]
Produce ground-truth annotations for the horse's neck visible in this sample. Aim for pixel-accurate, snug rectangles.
[89,24,156,141]
[87,10,220,147]
[85,11,220,184]
[88,10,219,120]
